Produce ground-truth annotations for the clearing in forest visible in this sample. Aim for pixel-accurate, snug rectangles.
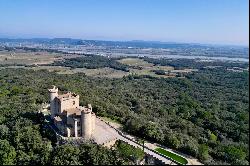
[118,58,154,67]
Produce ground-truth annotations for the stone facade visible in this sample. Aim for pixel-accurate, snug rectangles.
[48,86,95,139]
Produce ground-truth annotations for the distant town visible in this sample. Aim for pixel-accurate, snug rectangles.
[0,38,248,61]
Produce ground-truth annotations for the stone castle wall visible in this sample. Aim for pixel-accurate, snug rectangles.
[57,96,79,113]
[48,86,95,138]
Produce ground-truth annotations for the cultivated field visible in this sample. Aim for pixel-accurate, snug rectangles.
[0,52,197,78]
[118,58,178,78]
[118,58,155,67]
[0,51,61,65]
[0,51,83,65]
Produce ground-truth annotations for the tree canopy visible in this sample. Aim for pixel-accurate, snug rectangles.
[0,58,248,165]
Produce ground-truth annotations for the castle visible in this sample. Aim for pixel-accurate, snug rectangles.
[48,86,96,139]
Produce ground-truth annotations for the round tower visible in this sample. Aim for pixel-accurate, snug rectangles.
[81,109,92,139]
[48,86,58,118]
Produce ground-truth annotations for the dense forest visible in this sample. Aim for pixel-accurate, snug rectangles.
[141,57,249,70]
[50,55,129,71]
[0,60,249,164]
[0,69,144,165]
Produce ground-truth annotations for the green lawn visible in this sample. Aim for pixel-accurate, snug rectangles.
[155,147,188,165]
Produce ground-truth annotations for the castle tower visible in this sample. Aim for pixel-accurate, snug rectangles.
[81,107,93,139]
[48,86,58,118]
[88,104,95,133]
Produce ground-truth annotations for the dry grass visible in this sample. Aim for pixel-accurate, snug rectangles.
[0,51,61,65]
[81,67,129,78]
[0,51,83,65]
[118,58,154,67]
[118,58,176,78]
[25,66,129,78]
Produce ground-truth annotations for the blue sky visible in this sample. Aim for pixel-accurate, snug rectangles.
[0,0,248,45]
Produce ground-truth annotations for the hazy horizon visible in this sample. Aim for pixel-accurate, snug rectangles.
[0,0,249,46]
[0,36,249,47]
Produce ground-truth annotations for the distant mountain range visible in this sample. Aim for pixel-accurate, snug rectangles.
[0,38,82,45]
[1,37,248,49]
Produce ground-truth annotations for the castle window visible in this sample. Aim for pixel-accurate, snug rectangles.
[73,101,75,105]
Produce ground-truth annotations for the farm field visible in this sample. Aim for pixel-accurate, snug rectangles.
[0,53,197,79]
[0,51,82,65]
[0,51,61,65]
[118,57,192,78]
[117,58,155,67]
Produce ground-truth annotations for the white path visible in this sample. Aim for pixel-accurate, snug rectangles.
[117,134,173,165]
[96,117,175,165]
[98,117,203,165]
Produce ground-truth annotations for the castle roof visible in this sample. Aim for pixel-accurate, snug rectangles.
[56,92,79,101]
[64,106,92,116]
[65,108,82,115]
